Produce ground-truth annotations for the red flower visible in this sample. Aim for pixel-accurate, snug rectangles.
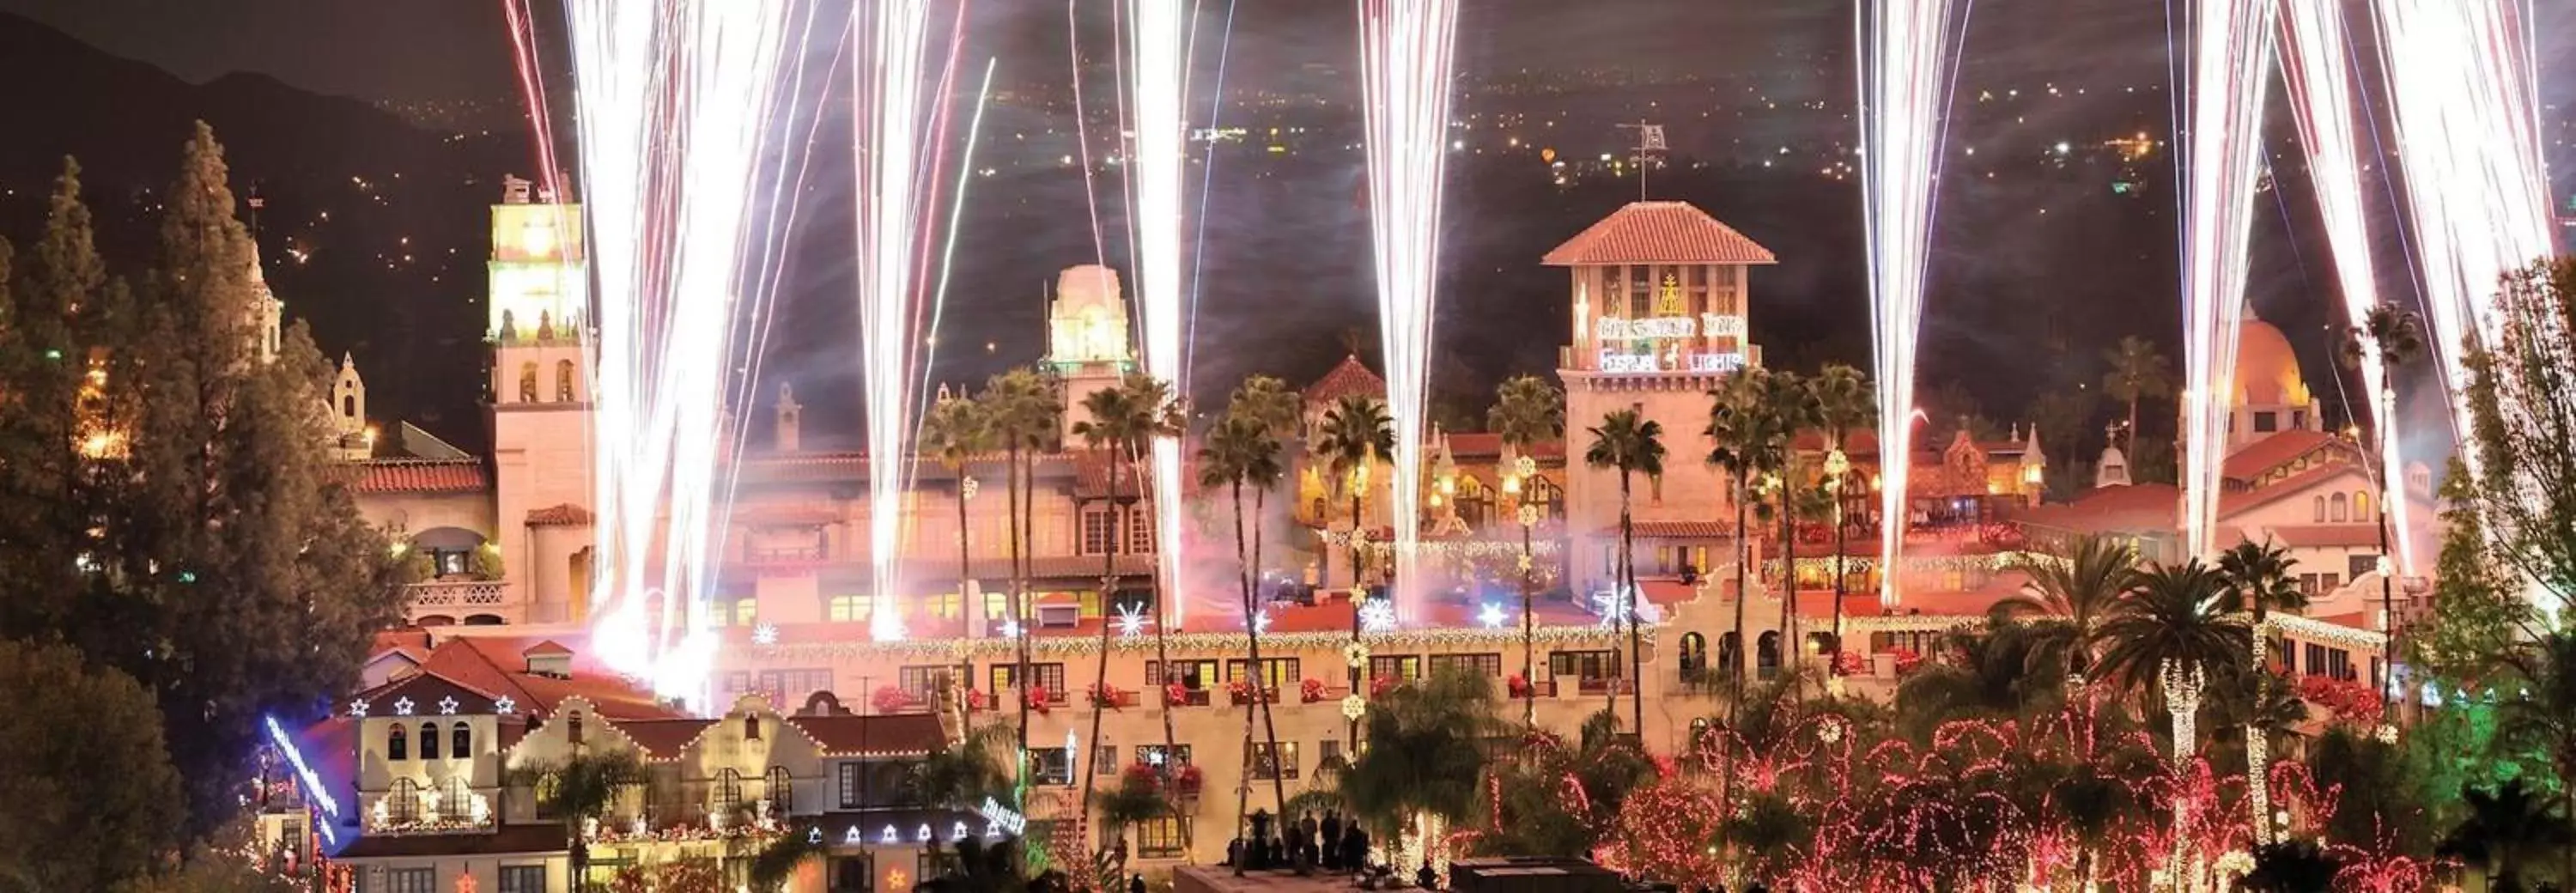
[1024,686,1052,714]
[965,689,990,711]
[1507,673,1532,696]
[1889,647,1924,677]
[1300,677,1327,703]
[870,684,914,714]
[1164,682,1190,707]
[1087,683,1127,709]
[1370,675,1397,697]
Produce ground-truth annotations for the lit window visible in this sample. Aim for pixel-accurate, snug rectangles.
[828,596,871,623]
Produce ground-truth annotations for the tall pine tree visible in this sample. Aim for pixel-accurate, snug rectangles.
[0,158,109,636]
[45,124,406,835]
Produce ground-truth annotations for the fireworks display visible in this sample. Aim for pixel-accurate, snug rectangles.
[1123,0,1193,628]
[2369,0,2555,453]
[2276,0,2417,573]
[1356,0,1462,624]
[564,0,805,698]
[1856,0,1969,609]
[854,1,949,641]
[2176,0,2278,557]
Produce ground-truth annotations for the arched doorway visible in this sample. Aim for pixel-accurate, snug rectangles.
[1678,632,1708,678]
[1757,632,1781,679]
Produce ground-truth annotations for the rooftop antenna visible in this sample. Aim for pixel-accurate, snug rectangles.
[1616,120,1666,202]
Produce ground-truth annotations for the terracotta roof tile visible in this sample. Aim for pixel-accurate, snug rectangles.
[1443,432,1566,460]
[1303,355,1387,405]
[2221,430,2348,483]
[1542,201,1778,266]
[344,459,486,495]
[613,718,719,760]
[2261,524,2384,549]
[525,504,593,527]
[2219,465,2372,517]
[348,671,504,716]
[1595,519,1738,539]
[2014,483,2179,532]
[1073,450,1147,499]
[785,714,945,757]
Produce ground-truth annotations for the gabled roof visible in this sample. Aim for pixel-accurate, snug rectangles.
[2014,483,2180,532]
[400,636,683,721]
[1542,201,1778,266]
[2221,430,2349,483]
[615,718,720,761]
[343,459,487,495]
[785,714,945,757]
[349,671,504,717]
[1303,355,1386,406]
[2261,524,2384,549]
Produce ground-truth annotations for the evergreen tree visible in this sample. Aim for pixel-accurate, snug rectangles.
[0,640,185,890]
[0,158,106,636]
[47,124,404,835]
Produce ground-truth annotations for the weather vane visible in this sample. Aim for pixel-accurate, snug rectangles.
[1616,120,1667,202]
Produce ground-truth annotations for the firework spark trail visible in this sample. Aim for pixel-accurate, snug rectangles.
[2276,0,2417,574]
[922,58,1001,406]
[567,0,800,699]
[1125,0,1192,627]
[1357,0,1460,623]
[1070,1,1110,272]
[501,0,563,198]
[1185,0,1240,390]
[2178,0,2277,558]
[855,1,939,641]
[2370,0,2554,452]
[1856,0,1969,611]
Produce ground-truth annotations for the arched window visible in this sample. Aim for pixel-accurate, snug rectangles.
[1757,632,1782,678]
[443,776,471,823]
[1523,475,1565,520]
[341,394,357,417]
[556,360,578,402]
[1678,632,1708,674]
[1688,718,1711,753]
[1454,476,1492,529]
[2330,492,2348,523]
[386,778,421,825]
[452,723,471,757]
[568,712,584,745]
[419,722,440,760]
[2313,495,2327,523]
[766,766,793,815]
[518,362,538,403]
[2353,490,2371,519]
[388,724,408,761]
[714,768,745,816]
[744,715,762,741]
[1718,632,1741,672]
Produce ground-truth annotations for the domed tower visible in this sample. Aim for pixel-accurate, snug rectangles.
[1046,264,1135,442]
[2227,313,2322,453]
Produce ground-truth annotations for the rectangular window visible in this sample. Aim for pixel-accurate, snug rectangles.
[1030,748,1074,786]
[2348,555,2379,579]
[1224,658,1301,689]
[2252,411,2278,433]
[1249,742,1300,780]
[2325,648,2353,681]
[989,662,1068,699]
[1081,508,1116,556]
[2299,574,2320,596]
[828,595,872,623]
[2322,574,2341,591]
[386,869,437,893]
[1127,506,1156,554]
[838,763,862,809]
[1429,653,1504,678]
[1369,655,1422,682]
[1549,650,1622,680]
[1137,817,1192,859]
[1137,744,1193,768]
[896,665,951,699]
[1097,745,1119,776]
[2304,644,2329,677]
[500,866,548,893]
[830,856,874,893]
[1320,739,1343,768]
[753,669,834,704]
[1146,659,1221,689]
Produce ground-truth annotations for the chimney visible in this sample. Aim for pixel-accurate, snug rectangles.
[501,174,532,205]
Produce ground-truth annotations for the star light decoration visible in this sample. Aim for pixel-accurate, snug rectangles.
[493,696,515,715]
[1358,598,1398,635]
[1476,603,1509,629]
[751,623,780,647]
[437,696,459,716]
[1113,603,1152,640]
[349,698,369,718]
[392,696,416,717]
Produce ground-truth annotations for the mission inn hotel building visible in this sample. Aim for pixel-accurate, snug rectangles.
[258,178,2434,891]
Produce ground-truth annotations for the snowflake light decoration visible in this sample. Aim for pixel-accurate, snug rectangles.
[1476,603,1509,629]
[997,619,1024,640]
[1113,603,1152,640]
[348,698,369,718]
[437,696,459,715]
[1250,610,1272,635]
[1358,598,1398,634]
[1589,587,1662,628]
[1340,694,1368,721]
[751,623,780,647]
[493,696,515,715]
[392,696,416,717]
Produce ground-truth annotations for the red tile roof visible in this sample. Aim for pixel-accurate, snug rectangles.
[406,635,683,721]
[1443,432,1566,460]
[1596,519,1738,539]
[349,671,505,716]
[2219,465,2372,517]
[2262,524,2384,549]
[1073,450,1147,499]
[346,459,486,495]
[785,714,945,757]
[1542,201,1778,266]
[1304,355,1387,405]
[2221,430,2348,483]
[525,504,593,527]
[614,718,720,761]
[2013,483,2179,532]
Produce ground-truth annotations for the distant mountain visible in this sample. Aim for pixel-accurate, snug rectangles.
[0,10,529,447]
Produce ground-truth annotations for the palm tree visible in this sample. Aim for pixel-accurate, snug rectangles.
[916,835,1032,893]
[2093,559,2250,755]
[2215,537,2306,840]
[1892,625,2058,738]
[2344,304,2423,720]
[909,722,1019,811]
[1224,375,1302,785]
[1760,371,1818,681]
[1708,369,1785,707]
[1585,408,1664,733]
[1314,393,1394,745]
[1340,668,1498,861]
[2439,780,2574,891]
[921,392,991,654]
[1993,534,2140,684]
[1490,373,1564,725]
[509,749,650,889]
[980,368,1058,784]
[1198,410,1291,857]
[2099,336,2172,454]
[1807,364,1873,675]
[1070,374,1186,856]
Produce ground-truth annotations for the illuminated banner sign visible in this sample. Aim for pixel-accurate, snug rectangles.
[1595,313,1747,341]
[1598,350,1744,374]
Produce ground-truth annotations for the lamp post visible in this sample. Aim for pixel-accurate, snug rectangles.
[1822,448,1850,685]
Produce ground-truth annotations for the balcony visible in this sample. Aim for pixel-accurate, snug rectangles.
[744,545,829,566]
[404,580,516,624]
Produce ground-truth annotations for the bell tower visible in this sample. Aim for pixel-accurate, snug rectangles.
[487,174,595,624]
[1046,264,1135,441]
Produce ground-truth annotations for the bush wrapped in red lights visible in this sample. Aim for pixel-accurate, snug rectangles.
[1024,685,1052,714]
[1370,675,1398,697]
[1506,672,1532,697]
[1888,646,1923,676]
[1300,677,1327,703]
[964,688,990,712]
[1087,683,1129,709]
[870,684,916,714]
[1225,678,1273,705]
[2294,674,2383,726]
[1163,682,1189,708]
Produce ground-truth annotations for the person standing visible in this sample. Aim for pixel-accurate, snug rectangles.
[1321,811,1344,870]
